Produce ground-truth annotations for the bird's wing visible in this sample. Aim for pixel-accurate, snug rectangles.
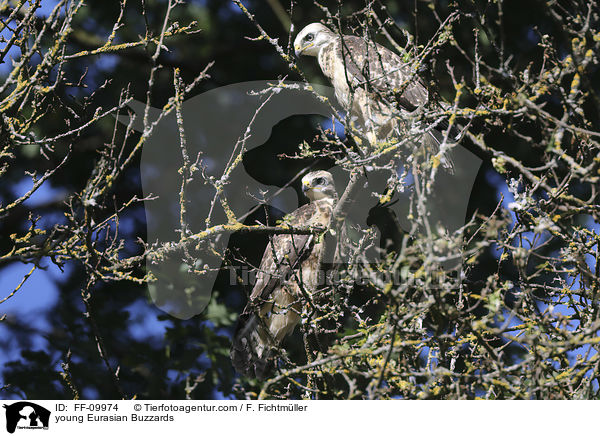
[337,35,428,111]
[247,202,319,305]
[231,202,319,378]
[336,36,454,172]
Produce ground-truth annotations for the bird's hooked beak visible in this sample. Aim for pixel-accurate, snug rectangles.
[294,42,313,57]
[301,179,311,193]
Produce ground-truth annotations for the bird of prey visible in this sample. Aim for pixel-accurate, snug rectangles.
[294,22,453,171]
[231,170,337,378]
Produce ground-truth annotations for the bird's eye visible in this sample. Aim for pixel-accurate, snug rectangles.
[314,177,325,185]
[305,33,314,42]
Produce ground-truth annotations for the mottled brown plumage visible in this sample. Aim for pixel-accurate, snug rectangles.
[231,171,337,378]
[294,23,453,172]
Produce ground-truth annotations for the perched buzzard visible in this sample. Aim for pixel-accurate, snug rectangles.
[231,170,337,378]
[294,22,453,171]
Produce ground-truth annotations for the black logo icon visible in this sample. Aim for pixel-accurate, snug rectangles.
[3,402,50,433]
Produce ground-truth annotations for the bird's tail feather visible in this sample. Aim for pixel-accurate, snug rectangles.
[384,116,455,174]
[230,313,273,379]
[424,129,454,174]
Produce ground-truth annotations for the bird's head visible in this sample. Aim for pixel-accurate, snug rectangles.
[301,170,337,202]
[294,23,334,57]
